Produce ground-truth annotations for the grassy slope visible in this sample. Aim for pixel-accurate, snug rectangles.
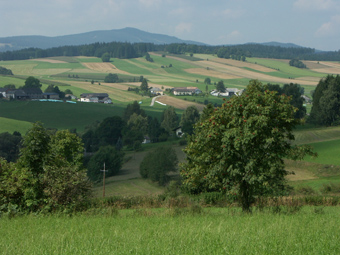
[0,117,33,134]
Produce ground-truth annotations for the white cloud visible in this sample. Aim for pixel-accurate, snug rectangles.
[175,22,192,34]
[222,8,245,19]
[315,15,340,37]
[294,0,335,11]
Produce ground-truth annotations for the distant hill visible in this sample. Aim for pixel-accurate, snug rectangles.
[0,27,206,52]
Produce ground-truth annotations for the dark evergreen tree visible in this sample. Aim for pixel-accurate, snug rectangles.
[309,75,340,125]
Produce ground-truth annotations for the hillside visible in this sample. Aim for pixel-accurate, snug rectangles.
[1,52,340,134]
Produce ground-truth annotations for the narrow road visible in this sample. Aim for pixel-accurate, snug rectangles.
[150,95,164,106]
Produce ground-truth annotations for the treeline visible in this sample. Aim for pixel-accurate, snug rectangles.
[0,42,158,61]
[1,41,340,61]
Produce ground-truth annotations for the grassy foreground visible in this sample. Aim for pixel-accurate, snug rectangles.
[1,207,339,255]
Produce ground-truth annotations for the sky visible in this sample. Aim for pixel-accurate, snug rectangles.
[1,0,340,51]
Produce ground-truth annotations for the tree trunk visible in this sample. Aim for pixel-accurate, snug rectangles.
[240,180,252,213]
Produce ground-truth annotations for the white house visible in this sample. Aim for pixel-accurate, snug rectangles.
[210,88,243,97]
[80,93,110,103]
[173,87,202,96]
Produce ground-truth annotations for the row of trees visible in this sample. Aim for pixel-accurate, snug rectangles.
[217,47,248,61]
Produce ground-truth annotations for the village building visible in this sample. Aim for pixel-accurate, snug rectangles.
[173,87,202,96]
[210,88,243,97]
[79,93,111,103]
[65,94,77,100]
[0,88,7,97]
[6,89,29,100]
[150,87,164,95]
[43,92,60,100]
[22,88,44,99]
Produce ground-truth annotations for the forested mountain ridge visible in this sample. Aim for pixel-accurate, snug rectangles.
[1,27,340,61]
[0,27,205,52]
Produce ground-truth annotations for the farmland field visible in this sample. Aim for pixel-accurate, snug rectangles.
[1,207,340,255]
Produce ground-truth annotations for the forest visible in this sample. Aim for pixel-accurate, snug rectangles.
[1,41,340,61]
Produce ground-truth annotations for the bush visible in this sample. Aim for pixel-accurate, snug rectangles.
[320,183,340,194]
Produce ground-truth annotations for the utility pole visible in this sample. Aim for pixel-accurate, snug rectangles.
[100,163,108,198]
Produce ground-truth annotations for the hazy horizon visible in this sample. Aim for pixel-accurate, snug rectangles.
[1,0,339,51]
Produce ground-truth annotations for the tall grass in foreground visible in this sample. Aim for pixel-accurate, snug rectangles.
[1,207,339,255]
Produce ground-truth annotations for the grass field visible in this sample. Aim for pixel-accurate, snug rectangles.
[1,207,340,255]
[304,139,340,165]
[0,117,33,134]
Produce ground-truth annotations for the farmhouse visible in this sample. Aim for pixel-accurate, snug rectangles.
[43,92,59,99]
[150,87,163,95]
[22,88,44,99]
[210,88,243,97]
[6,89,29,100]
[65,94,77,100]
[173,87,202,96]
[5,88,44,100]
[0,88,7,97]
[80,93,111,103]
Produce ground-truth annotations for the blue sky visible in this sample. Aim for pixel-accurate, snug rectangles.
[1,0,339,51]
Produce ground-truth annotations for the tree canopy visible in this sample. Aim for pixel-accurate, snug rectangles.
[23,76,42,89]
[140,78,149,92]
[104,73,119,83]
[161,106,179,134]
[216,80,226,93]
[180,80,315,212]
[180,106,200,135]
[0,122,91,213]
[87,146,124,181]
[309,75,340,126]
[101,52,111,62]
[140,146,178,186]
[267,83,306,119]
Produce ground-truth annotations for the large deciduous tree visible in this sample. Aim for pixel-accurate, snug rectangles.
[180,80,315,212]
[23,76,42,89]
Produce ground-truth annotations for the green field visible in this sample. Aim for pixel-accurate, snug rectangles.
[0,100,171,133]
[1,207,339,255]
[305,139,340,165]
